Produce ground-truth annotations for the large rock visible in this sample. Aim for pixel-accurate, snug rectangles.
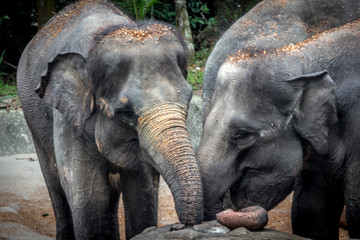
[0,110,35,155]
[132,221,310,240]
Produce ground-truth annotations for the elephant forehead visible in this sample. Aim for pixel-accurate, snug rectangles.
[217,63,244,84]
[100,23,177,45]
[217,62,265,90]
[216,66,268,107]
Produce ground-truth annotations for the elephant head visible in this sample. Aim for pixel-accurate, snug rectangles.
[36,23,203,225]
[197,52,337,220]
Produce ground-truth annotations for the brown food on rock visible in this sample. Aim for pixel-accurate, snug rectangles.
[216,206,268,231]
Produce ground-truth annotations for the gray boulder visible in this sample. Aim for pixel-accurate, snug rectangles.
[132,221,310,240]
[0,110,35,155]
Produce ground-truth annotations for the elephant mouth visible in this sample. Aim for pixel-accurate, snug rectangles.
[225,176,258,211]
[226,170,295,212]
[204,180,240,220]
[222,189,235,210]
[215,185,269,231]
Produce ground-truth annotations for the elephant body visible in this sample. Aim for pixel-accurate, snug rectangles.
[197,0,360,239]
[17,0,202,239]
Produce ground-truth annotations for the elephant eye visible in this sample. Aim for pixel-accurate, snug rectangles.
[229,128,257,150]
[233,130,251,139]
[115,108,138,126]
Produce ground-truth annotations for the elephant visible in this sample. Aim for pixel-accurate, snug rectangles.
[197,0,360,239]
[203,0,360,114]
[17,0,203,239]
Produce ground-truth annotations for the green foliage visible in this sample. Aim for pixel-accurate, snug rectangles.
[0,50,5,64]
[0,15,10,26]
[187,0,217,31]
[187,47,211,90]
[221,0,263,25]
[187,70,203,90]
[0,50,17,97]
[245,0,263,12]
[221,0,242,23]
[0,78,17,97]
[190,47,210,68]
[115,0,174,21]
[148,1,175,23]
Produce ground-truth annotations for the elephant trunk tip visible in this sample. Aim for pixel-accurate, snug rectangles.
[216,206,268,231]
[177,203,203,225]
[170,181,203,225]
[174,187,203,225]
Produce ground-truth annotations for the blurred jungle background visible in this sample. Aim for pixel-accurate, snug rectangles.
[0,0,262,98]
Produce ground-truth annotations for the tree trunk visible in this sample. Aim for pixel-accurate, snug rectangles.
[37,0,55,30]
[175,0,195,59]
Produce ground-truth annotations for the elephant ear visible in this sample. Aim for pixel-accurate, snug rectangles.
[289,71,337,155]
[36,52,94,134]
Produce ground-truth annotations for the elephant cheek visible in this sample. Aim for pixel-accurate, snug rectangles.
[94,118,139,170]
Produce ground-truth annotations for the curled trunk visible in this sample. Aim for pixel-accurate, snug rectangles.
[136,102,203,225]
[216,206,268,231]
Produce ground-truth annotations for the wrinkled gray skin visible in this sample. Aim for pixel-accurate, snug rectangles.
[17,1,203,239]
[197,0,360,239]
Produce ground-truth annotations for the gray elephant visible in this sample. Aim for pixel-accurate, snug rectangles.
[17,1,203,239]
[197,0,360,239]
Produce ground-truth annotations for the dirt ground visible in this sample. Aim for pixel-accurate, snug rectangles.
[0,166,349,239]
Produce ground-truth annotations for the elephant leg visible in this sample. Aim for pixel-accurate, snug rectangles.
[57,155,121,239]
[33,141,75,239]
[53,111,121,239]
[344,158,360,238]
[343,107,360,238]
[292,169,344,240]
[120,161,159,239]
[61,159,120,239]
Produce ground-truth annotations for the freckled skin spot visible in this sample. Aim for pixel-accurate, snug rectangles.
[120,97,128,103]
[95,138,102,153]
[62,167,70,185]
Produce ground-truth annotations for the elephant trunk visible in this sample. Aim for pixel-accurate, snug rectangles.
[196,144,226,221]
[136,102,203,225]
[203,189,224,221]
[200,173,225,221]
